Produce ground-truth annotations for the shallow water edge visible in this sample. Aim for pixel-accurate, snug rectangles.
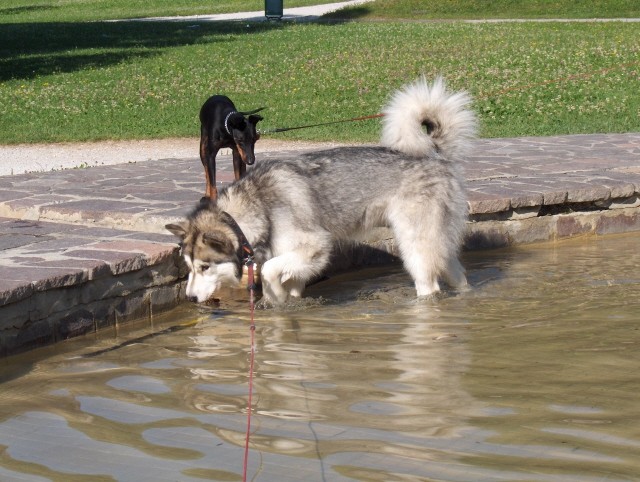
[1,233,639,481]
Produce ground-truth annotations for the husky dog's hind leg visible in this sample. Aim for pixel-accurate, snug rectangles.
[442,257,467,290]
[379,75,475,297]
[387,198,466,297]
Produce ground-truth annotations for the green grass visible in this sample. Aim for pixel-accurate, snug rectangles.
[327,0,640,20]
[0,1,639,144]
[3,0,639,23]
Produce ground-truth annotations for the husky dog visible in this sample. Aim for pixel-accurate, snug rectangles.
[166,77,476,304]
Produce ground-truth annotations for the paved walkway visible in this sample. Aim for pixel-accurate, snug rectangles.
[114,0,375,23]
[1,132,640,355]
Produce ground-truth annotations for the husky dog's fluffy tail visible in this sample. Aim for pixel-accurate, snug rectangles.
[381,76,476,159]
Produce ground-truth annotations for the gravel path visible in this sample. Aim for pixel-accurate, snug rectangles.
[0,138,352,176]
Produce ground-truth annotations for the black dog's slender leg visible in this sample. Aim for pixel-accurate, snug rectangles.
[200,126,219,199]
[232,148,246,181]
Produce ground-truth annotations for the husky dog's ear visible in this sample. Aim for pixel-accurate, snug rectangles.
[203,230,235,255]
[166,222,188,240]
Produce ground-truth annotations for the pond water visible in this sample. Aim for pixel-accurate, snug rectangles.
[1,233,639,481]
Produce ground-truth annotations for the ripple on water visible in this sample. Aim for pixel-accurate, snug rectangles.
[0,233,639,480]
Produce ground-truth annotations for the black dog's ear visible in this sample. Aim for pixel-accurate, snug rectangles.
[248,114,263,125]
[228,115,247,131]
[240,107,265,116]
[203,230,235,255]
[166,221,188,240]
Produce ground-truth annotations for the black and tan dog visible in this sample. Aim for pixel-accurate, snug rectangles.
[199,95,264,199]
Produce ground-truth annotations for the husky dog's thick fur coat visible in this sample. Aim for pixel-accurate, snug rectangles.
[167,77,477,304]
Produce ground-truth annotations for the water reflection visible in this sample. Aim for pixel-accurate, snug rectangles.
[0,233,639,481]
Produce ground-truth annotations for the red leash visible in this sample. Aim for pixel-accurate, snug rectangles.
[259,112,384,134]
[218,216,257,480]
[242,261,257,482]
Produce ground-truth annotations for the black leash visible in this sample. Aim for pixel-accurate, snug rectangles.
[219,211,255,269]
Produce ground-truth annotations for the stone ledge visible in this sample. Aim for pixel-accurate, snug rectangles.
[2,283,186,356]
[468,206,640,249]
[347,206,640,259]
[0,218,186,356]
[3,204,640,356]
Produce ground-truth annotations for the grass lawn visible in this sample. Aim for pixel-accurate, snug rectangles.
[0,1,639,143]
[327,0,640,20]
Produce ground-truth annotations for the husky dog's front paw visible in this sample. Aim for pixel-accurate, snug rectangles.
[255,296,275,309]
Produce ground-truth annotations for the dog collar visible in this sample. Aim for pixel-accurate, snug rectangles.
[224,111,237,135]
[220,211,254,265]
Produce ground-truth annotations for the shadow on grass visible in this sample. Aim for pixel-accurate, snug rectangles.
[0,4,59,16]
[320,6,373,22]
[0,20,286,81]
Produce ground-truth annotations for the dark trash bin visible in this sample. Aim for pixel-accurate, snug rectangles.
[265,0,283,19]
